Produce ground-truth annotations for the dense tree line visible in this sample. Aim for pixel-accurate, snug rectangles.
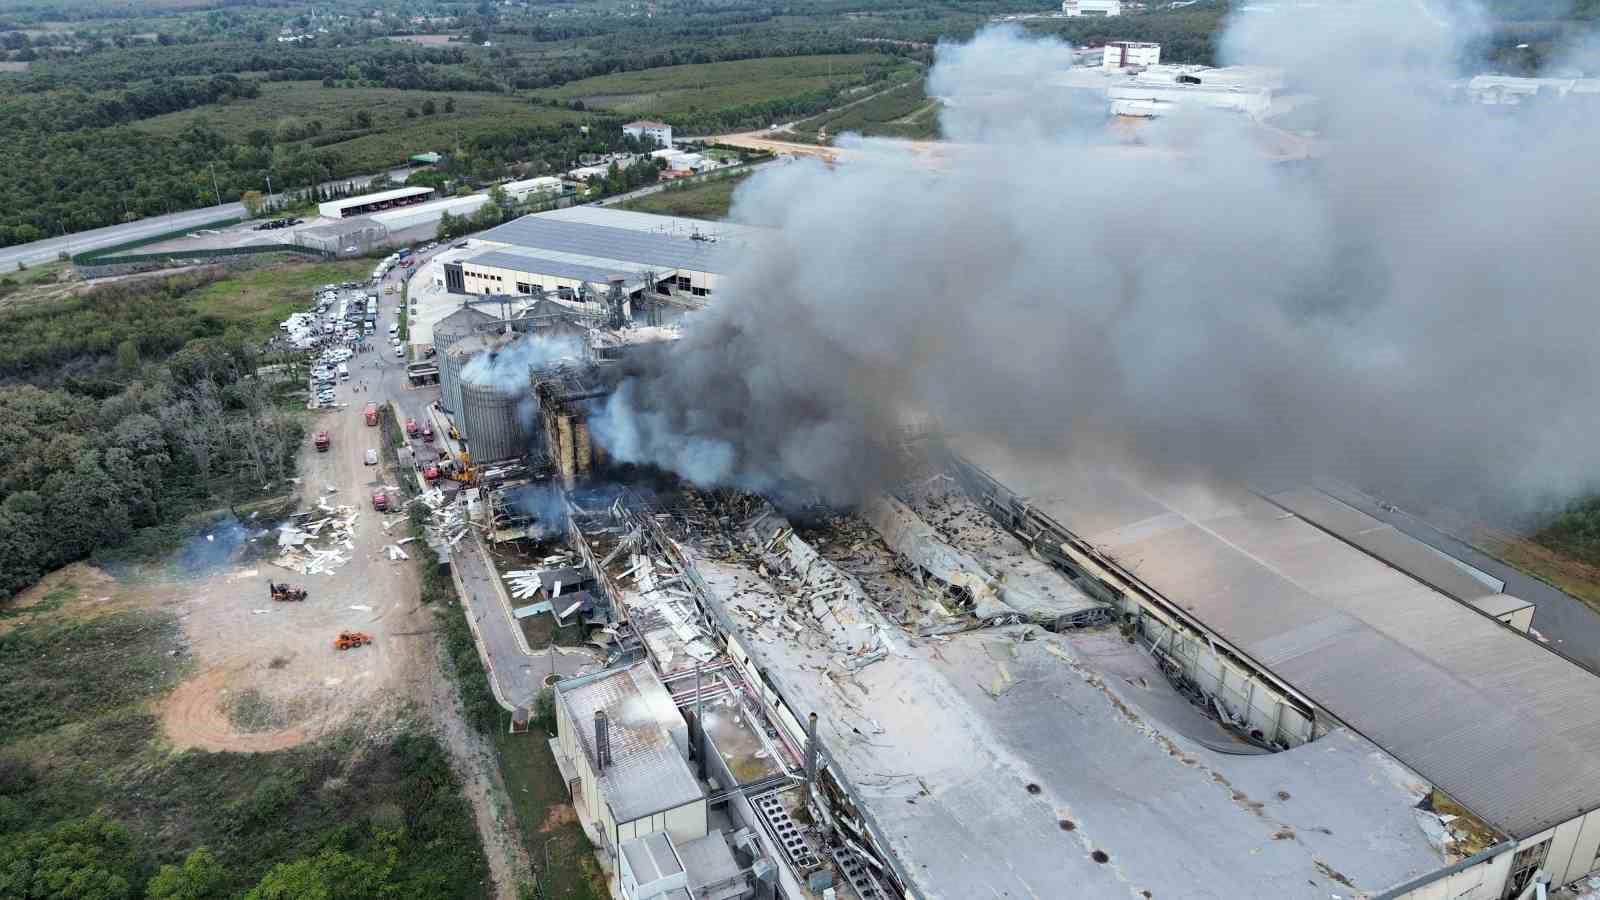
[0,272,303,599]
[11,42,478,94]
[0,74,258,136]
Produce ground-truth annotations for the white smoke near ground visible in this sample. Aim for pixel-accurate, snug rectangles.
[593,2,1600,516]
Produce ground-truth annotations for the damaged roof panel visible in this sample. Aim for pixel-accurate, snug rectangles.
[676,515,1462,899]
[952,439,1600,839]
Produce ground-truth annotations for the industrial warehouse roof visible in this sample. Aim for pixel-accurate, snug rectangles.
[555,663,702,823]
[477,211,735,274]
[464,247,647,288]
[321,185,433,212]
[685,546,1457,900]
[955,441,1600,840]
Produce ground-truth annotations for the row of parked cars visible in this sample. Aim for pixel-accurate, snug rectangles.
[311,346,352,407]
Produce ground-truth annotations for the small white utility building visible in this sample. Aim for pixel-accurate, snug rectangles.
[500,177,565,203]
[550,663,707,857]
[1103,41,1161,70]
[1063,0,1121,15]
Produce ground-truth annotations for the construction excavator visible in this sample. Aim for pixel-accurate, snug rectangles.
[269,582,308,603]
[334,631,372,650]
[443,450,476,484]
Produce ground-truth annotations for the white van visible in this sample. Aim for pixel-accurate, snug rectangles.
[337,363,349,380]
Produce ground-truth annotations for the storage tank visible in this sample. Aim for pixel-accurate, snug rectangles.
[433,306,498,414]
[459,378,530,463]
[441,330,503,416]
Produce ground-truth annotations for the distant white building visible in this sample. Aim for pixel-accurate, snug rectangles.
[1106,65,1280,118]
[1465,74,1600,105]
[622,120,673,148]
[1103,41,1161,69]
[1063,0,1122,16]
[499,176,565,202]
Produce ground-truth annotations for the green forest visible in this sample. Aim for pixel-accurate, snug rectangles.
[0,272,303,599]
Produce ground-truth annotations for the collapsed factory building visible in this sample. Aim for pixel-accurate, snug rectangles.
[405,209,1600,900]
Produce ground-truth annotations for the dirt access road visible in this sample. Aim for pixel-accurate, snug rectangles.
[148,280,530,897]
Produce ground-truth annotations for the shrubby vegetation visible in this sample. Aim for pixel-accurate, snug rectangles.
[0,272,303,599]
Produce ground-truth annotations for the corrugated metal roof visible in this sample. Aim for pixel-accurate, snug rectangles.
[465,248,645,287]
[555,663,702,823]
[956,445,1600,839]
[478,213,733,274]
[323,185,433,211]
[1272,488,1505,600]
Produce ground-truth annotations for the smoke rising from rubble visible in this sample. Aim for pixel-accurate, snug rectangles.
[460,334,584,390]
[594,3,1600,514]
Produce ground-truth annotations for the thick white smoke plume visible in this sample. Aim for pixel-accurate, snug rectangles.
[594,2,1600,514]
[460,333,585,390]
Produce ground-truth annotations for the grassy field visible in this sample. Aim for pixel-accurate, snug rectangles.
[788,79,939,143]
[494,730,607,900]
[134,81,588,172]
[530,54,906,118]
[618,171,753,220]
[0,571,486,897]
[186,258,374,335]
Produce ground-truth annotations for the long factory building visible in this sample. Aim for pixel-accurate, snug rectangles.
[402,205,1600,899]
[438,207,761,302]
[578,443,1600,900]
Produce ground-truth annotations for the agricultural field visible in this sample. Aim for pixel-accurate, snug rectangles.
[618,171,753,220]
[530,53,914,123]
[788,79,939,143]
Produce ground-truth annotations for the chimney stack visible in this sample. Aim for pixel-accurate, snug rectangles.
[595,710,611,771]
[805,712,819,786]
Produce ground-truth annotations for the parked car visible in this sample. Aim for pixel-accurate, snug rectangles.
[364,448,378,465]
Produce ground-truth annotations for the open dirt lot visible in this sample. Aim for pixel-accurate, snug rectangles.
[156,389,431,752]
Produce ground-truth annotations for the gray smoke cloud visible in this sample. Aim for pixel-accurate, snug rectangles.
[593,2,1600,516]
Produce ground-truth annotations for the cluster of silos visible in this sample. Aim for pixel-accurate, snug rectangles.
[433,305,498,415]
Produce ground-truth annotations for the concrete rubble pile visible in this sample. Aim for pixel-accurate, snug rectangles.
[729,503,888,671]
[619,546,720,669]
[271,503,359,576]
[863,493,1024,626]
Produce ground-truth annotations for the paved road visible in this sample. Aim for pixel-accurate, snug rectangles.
[357,260,598,711]
[1325,483,1600,671]
[0,165,418,271]
[596,158,781,209]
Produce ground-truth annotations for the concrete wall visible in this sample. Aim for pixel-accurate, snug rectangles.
[618,800,708,847]
[1503,605,1535,634]
[726,634,807,751]
[1528,809,1600,891]
[1138,612,1314,746]
[1391,851,1513,900]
